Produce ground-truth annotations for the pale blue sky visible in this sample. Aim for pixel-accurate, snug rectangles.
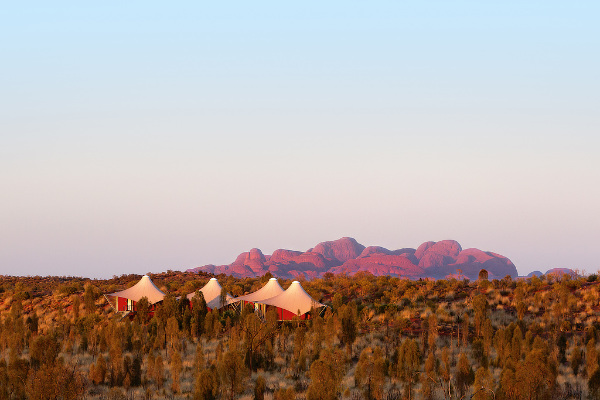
[1,1,599,278]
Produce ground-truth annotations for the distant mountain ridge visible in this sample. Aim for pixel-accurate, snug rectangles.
[186,237,519,280]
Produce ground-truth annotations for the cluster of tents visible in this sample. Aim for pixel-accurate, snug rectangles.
[105,275,326,321]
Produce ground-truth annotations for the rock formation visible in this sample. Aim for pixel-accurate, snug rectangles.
[187,237,519,280]
[188,237,517,280]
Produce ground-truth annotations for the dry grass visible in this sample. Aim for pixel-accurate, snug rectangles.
[3,273,600,400]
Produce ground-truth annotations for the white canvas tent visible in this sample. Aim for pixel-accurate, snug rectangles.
[186,277,233,310]
[255,280,325,320]
[106,275,165,312]
[230,277,285,316]
[234,278,285,303]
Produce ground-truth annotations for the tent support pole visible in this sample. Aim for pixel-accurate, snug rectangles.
[104,294,116,312]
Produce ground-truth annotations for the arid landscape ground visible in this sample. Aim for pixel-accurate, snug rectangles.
[0,269,598,400]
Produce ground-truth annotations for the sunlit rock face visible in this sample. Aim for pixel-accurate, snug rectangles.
[188,237,518,280]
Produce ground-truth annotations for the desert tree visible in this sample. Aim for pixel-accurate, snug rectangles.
[0,359,9,399]
[514,342,556,400]
[473,294,489,337]
[483,318,493,358]
[355,346,386,400]
[129,356,142,387]
[108,326,124,386]
[332,293,343,311]
[570,342,583,375]
[493,327,508,367]
[292,323,307,372]
[420,351,436,400]
[25,311,39,336]
[83,284,96,315]
[193,367,219,400]
[170,347,182,393]
[427,313,438,354]
[472,367,494,400]
[456,353,475,398]
[438,347,452,399]
[478,269,489,281]
[134,297,150,325]
[309,308,325,359]
[6,356,29,399]
[511,326,522,362]
[254,375,266,400]
[123,355,132,390]
[29,332,61,370]
[588,338,599,378]
[397,338,420,400]
[25,360,87,400]
[461,313,470,348]
[8,301,26,358]
[338,303,357,356]
[89,355,107,385]
[589,368,600,400]
[472,339,487,368]
[218,347,249,400]
[274,387,296,400]
[191,291,208,339]
[516,301,527,321]
[166,316,180,359]
[306,348,346,400]
[72,295,80,320]
[498,359,518,400]
[194,342,205,373]
[241,308,278,371]
[154,354,165,389]
[211,309,222,338]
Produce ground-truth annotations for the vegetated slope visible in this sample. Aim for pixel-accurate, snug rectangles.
[187,237,519,280]
[0,270,596,400]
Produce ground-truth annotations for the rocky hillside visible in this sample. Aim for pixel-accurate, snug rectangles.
[187,237,518,280]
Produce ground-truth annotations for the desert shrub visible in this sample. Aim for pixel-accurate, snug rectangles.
[29,333,61,369]
[58,284,80,296]
[26,360,86,400]
[274,387,295,400]
[254,375,266,400]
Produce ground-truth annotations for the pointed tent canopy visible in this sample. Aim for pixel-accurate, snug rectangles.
[257,281,325,316]
[186,277,233,310]
[233,278,284,303]
[107,275,165,305]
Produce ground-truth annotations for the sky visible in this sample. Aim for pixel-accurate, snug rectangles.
[1,1,599,278]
